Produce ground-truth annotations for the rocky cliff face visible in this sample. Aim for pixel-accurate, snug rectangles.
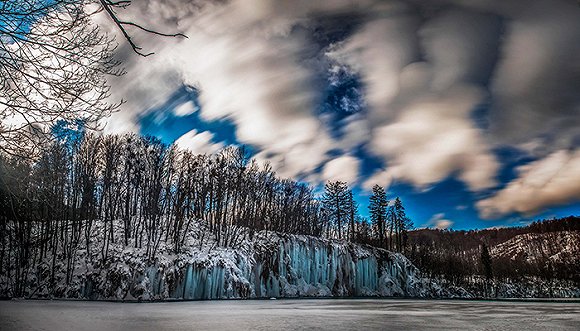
[78,232,456,300]
[161,234,454,300]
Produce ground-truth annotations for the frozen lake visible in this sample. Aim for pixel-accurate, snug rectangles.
[1,298,579,330]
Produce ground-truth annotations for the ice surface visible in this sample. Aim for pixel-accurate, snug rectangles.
[1,299,579,331]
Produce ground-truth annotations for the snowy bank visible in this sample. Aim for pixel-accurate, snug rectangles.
[1,221,460,300]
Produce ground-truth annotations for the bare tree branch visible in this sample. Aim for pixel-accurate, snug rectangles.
[0,0,186,158]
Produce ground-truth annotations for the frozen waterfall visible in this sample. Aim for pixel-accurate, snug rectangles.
[130,234,439,300]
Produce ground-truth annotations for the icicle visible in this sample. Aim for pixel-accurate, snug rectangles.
[141,233,434,300]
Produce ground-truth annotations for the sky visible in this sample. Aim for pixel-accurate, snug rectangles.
[96,0,579,230]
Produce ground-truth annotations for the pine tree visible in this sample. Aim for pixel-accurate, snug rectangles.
[368,185,387,247]
[481,243,493,296]
[322,181,350,239]
[347,190,358,241]
[393,197,406,252]
[401,216,414,253]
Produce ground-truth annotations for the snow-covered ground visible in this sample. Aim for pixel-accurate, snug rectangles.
[492,231,580,264]
[1,299,579,331]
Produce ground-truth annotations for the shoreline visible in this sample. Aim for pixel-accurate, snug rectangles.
[4,296,580,304]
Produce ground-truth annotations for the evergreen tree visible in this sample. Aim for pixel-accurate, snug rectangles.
[322,181,350,239]
[481,243,493,296]
[347,190,358,241]
[481,243,493,280]
[401,216,414,253]
[368,185,388,247]
[393,197,406,252]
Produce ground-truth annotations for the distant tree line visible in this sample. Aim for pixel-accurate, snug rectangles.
[406,216,580,294]
[0,128,412,296]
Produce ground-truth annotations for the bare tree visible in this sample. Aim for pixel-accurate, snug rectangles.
[0,0,185,158]
[1,1,120,157]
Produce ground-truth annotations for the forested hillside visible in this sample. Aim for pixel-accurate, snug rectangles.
[407,216,580,296]
[0,130,412,298]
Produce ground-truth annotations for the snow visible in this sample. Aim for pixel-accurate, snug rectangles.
[492,231,580,264]
[2,220,578,300]
[0,219,456,300]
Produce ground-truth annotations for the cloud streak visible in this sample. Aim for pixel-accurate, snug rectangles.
[477,150,580,219]
[427,213,454,230]
[95,0,579,218]
[175,129,223,155]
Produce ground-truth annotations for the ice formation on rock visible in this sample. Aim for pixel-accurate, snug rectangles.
[127,234,448,300]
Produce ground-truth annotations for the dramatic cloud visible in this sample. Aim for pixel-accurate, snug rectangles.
[93,0,579,219]
[477,150,580,219]
[332,6,500,192]
[455,0,580,152]
[368,86,499,191]
[419,8,501,90]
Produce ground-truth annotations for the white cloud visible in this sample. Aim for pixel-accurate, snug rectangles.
[338,115,371,151]
[427,213,454,229]
[369,86,498,191]
[173,101,197,116]
[175,129,223,155]
[321,155,360,185]
[327,11,418,126]
[362,169,393,191]
[435,220,453,230]
[477,150,580,219]
[332,8,500,193]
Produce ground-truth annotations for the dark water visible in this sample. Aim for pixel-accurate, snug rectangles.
[1,299,579,330]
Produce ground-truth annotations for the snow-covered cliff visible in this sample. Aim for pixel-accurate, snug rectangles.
[0,221,460,300]
[5,220,579,300]
[79,233,455,300]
